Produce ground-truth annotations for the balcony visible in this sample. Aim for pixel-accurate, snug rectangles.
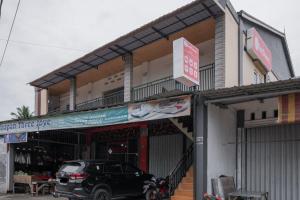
[48,64,215,113]
[132,63,215,101]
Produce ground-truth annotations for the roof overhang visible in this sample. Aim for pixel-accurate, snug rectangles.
[201,78,300,105]
[30,0,224,89]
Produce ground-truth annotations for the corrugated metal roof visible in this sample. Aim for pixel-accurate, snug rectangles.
[200,78,300,104]
[30,0,224,89]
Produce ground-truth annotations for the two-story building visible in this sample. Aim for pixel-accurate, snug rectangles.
[0,0,298,199]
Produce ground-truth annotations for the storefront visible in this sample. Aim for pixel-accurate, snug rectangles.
[0,95,193,193]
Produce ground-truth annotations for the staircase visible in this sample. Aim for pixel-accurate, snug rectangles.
[169,145,194,200]
[171,167,194,200]
[169,118,193,141]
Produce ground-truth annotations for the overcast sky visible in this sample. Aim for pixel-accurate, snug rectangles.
[0,0,299,121]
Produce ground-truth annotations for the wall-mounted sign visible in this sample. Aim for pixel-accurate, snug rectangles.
[247,28,272,73]
[4,133,27,143]
[173,37,199,87]
[0,95,191,135]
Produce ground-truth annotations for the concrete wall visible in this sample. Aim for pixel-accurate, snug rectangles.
[224,9,239,88]
[58,39,215,109]
[207,104,236,193]
[40,89,48,115]
[0,138,7,193]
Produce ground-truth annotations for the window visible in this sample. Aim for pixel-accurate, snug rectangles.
[104,163,123,173]
[262,111,267,119]
[250,113,255,120]
[87,163,103,174]
[274,110,278,118]
[123,163,139,174]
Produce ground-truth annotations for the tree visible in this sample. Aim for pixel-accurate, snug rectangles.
[10,105,34,120]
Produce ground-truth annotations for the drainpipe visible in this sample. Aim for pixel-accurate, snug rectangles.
[193,94,208,199]
[238,18,244,86]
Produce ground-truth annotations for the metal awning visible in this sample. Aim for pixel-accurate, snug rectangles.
[30,0,224,89]
[201,78,300,105]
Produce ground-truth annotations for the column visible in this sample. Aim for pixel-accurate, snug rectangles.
[193,95,208,199]
[34,87,41,116]
[214,14,226,89]
[69,77,77,111]
[139,125,148,172]
[123,53,133,102]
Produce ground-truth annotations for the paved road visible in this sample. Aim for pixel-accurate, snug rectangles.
[0,194,66,200]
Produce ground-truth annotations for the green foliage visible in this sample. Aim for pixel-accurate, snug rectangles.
[10,105,34,120]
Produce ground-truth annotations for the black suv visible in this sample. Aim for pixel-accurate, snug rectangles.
[53,160,153,200]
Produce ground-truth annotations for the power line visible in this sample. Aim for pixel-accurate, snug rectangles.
[0,0,21,67]
[0,0,3,18]
[0,38,87,52]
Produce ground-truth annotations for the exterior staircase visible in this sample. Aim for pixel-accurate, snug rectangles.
[169,118,193,141]
[171,167,194,200]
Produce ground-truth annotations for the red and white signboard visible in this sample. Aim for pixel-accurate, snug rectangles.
[173,37,199,87]
[247,28,272,73]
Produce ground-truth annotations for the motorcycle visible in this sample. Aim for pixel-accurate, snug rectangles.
[143,176,169,200]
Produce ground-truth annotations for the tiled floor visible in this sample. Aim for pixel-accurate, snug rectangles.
[0,194,66,200]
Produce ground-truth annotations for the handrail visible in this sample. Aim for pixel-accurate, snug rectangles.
[168,144,194,196]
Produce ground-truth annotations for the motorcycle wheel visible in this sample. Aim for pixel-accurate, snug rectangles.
[145,189,161,200]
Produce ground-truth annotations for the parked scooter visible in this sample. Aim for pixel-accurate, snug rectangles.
[143,176,169,200]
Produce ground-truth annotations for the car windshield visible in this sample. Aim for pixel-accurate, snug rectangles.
[59,162,84,173]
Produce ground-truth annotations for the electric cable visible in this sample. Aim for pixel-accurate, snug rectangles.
[0,0,21,67]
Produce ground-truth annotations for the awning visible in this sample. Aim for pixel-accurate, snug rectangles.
[30,0,224,89]
[201,78,300,105]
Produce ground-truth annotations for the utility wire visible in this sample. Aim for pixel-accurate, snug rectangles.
[0,0,3,18]
[0,0,21,67]
[0,38,87,52]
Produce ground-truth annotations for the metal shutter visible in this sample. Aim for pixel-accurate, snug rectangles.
[244,124,300,200]
[149,134,183,178]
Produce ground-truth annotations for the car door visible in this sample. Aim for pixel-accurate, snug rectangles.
[123,163,144,195]
[103,162,126,196]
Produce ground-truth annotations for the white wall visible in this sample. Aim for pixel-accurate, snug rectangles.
[207,104,236,193]
[58,39,215,109]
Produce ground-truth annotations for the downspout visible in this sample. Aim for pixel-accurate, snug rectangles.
[238,17,244,86]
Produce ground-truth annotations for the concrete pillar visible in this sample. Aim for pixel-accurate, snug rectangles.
[193,95,207,199]
[34,87,41,116]
[139,125,148,172]
[69,77,77,111]
[214,14,226,89]
[123,53,133,102]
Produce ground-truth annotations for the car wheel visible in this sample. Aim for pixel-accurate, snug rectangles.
[93,189,111,200]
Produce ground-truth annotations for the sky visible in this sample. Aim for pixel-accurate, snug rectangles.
[0,0,299,121]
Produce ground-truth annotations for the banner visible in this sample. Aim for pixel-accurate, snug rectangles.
[0,95,191,135]
[128,95,190,122]
[4,133,27,143]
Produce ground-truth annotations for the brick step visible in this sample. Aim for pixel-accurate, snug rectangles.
[182,177,193,184]
[179,182,193,190]
[175,190,193,197]
[171,195,193,200]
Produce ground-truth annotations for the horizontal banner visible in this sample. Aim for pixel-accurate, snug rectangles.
[0,95,191,135]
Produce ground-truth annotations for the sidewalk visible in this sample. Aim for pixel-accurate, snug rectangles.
[0,194,66,200]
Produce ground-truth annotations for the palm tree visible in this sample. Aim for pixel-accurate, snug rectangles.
[10,105,34,120]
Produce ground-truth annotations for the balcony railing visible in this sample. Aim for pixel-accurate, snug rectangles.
[76,90,124,111]
[47,63,214,114]
[132,63,215,101]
